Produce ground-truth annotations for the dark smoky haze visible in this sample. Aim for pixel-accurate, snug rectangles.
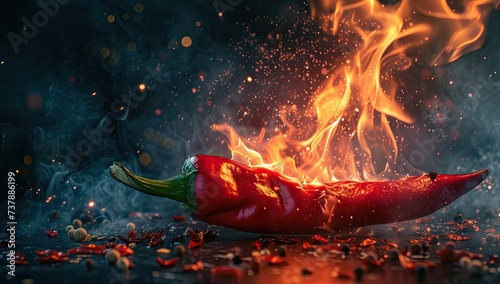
[0,0,499,232]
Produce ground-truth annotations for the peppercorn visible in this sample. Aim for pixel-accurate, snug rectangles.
[485,233,496,243]
[174,245,186,258]
[66,225,75,232]
[277,246,287,257]
[354,266,364,283]
[73,219,83,228]
[105,249,121,264]
[409,243,422,256]
[415,264,428,283]
[388,248,400,264]
[126,223,135,231]
[341,244,350,256]
[429,171,438,181]
[85,259,94,271]
[68,229,75,239]
[73,228,88,242]
[454,212,463,224]
[232,255,242,265]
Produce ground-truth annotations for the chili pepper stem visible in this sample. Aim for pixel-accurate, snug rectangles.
[109,159,197,210]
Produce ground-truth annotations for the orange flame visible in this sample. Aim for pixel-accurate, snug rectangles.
[214,0,499,182]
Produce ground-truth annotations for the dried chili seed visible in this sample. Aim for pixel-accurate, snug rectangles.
[44,230,58,237]
[156,257,179,268]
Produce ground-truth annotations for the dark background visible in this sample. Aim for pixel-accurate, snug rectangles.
[1,0,500,229]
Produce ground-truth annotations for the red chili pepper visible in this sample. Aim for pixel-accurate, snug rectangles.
[110,155,489,234]
[302,241,314,250]
[156,257,179,268]
[44,230,58,237]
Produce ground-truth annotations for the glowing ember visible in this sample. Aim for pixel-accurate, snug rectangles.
[214,0,499,182]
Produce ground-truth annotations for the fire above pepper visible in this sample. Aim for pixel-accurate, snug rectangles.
[109,155,489,234]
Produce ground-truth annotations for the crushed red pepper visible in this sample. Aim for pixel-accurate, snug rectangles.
[156,257,179,268]
[44,230,58,237]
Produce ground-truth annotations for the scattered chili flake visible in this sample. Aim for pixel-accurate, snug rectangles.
[112,244,134,256]
[156,257,179,268]
[172,215,186,222]
[485,228,496,234]
[67,244,107,255]
[127,230,138,239]
[360,238,377,247]
[44,230,58,237]
[445,233,472,241]
[36,250,70,258]
[302,241,314,250]
[183,260,204,272]
[211,265,243,280]
[254,239,263,250]
[188,239,203,249]
[262,255,287,266]
[311,235,329,244]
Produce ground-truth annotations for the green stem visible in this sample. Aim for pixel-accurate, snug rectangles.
[109,161,197,208]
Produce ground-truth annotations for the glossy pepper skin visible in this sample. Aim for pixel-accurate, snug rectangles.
[109,155,489,234]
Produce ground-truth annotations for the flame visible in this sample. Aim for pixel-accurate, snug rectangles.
[214,0,499,182]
